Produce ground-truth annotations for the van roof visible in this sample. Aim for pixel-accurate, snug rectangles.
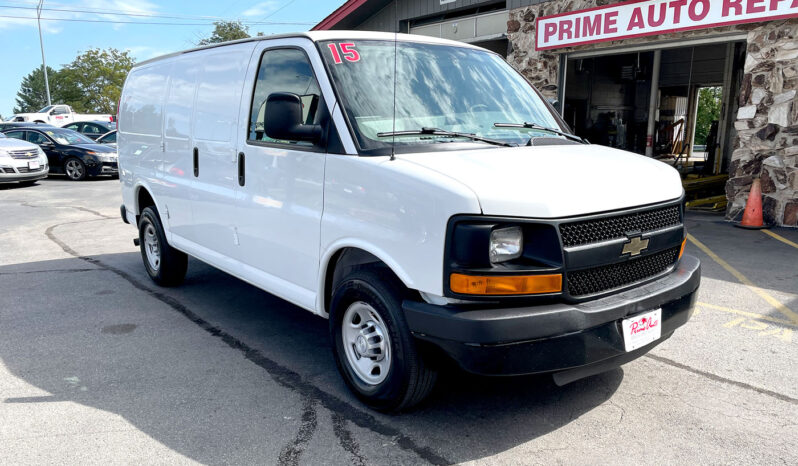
[134,31,485,67]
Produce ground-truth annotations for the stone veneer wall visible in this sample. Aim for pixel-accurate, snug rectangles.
[506,1,798,227]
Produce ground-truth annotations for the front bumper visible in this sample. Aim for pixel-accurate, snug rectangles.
[403,255,700,378]
[0,166,49,183]
[86,160,118,176]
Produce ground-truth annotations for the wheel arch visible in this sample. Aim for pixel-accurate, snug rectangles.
[318,242,416,317]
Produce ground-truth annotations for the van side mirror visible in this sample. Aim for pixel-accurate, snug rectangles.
[263,92,322,143]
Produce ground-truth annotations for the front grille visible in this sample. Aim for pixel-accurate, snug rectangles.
[8,149,38,159]
[567,246,681,297]
[560,205,681,247]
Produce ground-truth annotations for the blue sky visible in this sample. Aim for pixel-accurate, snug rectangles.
[0,0,344,117]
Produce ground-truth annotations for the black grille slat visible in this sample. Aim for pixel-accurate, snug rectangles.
[560,205,681,247]
[567,246,680,296]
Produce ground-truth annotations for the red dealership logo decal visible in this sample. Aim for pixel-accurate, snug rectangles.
[535,0,798,50]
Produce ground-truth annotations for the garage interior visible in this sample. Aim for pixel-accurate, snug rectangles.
[563,41,747,209]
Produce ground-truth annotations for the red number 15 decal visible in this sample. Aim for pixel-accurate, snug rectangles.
[328,43,360,64]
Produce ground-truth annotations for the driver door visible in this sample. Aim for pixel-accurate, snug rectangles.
[234,40,331,309]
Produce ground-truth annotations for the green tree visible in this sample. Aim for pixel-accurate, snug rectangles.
[59,48,135,114]
[13,66,61,113]
[694,86,722,147]
[198,20,252,45]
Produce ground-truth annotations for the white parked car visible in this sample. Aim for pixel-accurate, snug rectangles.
[118,32,700,411]
[7,104,112,126]
[0,132,49,184]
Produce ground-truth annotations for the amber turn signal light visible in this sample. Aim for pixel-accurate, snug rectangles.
[678,238,687,259]
[450,273,562,295]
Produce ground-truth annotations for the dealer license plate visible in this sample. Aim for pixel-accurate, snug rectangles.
[621,308,662,352]
[28,161,40,170]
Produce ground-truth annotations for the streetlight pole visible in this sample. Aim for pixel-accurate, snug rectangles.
[36,0,52,106]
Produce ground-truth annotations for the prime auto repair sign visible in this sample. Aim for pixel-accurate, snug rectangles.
[536,0,798,50]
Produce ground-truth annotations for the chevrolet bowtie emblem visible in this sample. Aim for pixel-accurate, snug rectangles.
[622,236,649,256]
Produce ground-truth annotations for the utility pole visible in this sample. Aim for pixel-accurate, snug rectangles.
[36,0,52,106]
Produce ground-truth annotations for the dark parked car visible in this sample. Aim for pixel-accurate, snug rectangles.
[0,121,55,131]
[96,129,117,147]
[2,127,118,180]
[61,120,117,140]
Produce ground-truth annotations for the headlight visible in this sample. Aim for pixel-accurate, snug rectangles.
[97,153,117,162]
[489,226,523,263]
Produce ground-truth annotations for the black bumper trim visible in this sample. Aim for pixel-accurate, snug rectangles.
[403,255,699,376]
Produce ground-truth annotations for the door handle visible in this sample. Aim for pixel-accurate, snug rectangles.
[193,147,199,177]
[237,152,245,187]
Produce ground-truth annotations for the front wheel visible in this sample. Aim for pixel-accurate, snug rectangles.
[64,158,86,181]
[330,268,437,412]
[138,206,187,286]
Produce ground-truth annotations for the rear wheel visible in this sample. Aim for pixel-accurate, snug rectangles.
[330,268,437,412]
[64,158,86,181]
[138,206,187,286]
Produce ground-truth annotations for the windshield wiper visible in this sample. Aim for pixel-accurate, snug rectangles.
[493,122,587,144]
[377,127,513,147]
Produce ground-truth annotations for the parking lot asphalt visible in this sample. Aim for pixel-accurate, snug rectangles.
[1,178,796,465]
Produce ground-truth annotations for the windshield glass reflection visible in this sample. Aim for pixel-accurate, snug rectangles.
[321,40,563,152]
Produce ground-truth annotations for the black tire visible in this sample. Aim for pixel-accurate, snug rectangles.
[138,206,187,286]
[64,157,87,181]
[330,268,437,412]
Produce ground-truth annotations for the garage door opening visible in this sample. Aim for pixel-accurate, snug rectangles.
[561,40,746,207]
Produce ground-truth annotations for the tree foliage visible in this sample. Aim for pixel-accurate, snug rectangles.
[13,48,134,115]
[60,48,135,114]
[694,86,722,147]
[198,20,251,45]
[13,66,77,113]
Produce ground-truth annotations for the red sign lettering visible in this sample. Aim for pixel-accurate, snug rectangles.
[723,0,743,16]
[648,3,667,26]
[747,0,766,13]
[628,7,645,29]
[604,11,618,33]
[688,0,710,20]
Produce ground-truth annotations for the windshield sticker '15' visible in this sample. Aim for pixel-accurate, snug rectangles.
[327,43,360,64]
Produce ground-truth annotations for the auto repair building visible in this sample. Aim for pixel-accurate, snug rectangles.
[314,0,798,227]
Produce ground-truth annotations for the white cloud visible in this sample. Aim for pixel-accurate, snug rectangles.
[0,0,159,33]
[242,1,279,18]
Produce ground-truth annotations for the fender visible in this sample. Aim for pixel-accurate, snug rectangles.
[316,238,417,317]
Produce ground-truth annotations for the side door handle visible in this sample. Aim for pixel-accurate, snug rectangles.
[237,152,245,187]
[193,147,199,177]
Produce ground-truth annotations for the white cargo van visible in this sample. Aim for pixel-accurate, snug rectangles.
[118,31,700,411]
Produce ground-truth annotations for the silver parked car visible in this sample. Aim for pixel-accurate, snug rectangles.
[0,132,49,184]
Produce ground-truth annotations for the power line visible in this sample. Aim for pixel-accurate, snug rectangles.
[0,3,315,24]
[0,13,316,26]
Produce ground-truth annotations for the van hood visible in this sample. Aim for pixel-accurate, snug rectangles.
[396,144,684,218]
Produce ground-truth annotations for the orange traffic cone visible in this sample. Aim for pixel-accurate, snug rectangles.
[735,178,769,229]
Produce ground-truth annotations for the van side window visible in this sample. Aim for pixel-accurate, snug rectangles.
[248,48,321,146]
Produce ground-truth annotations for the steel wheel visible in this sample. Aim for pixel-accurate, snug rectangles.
[64,159,85,180]
[342,301,391,385]
[143,223,161,271]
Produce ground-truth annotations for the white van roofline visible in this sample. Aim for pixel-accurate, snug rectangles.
[134,31,486,68]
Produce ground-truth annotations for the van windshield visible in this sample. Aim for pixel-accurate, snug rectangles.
[320,40,564,153]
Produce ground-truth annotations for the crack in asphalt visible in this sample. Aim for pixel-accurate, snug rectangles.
[644,354,797,404]
[0,268,98,276]
[278,397,318,466]
[331,411,366,466]
[20,202,112,219]
[43,216,451,466]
